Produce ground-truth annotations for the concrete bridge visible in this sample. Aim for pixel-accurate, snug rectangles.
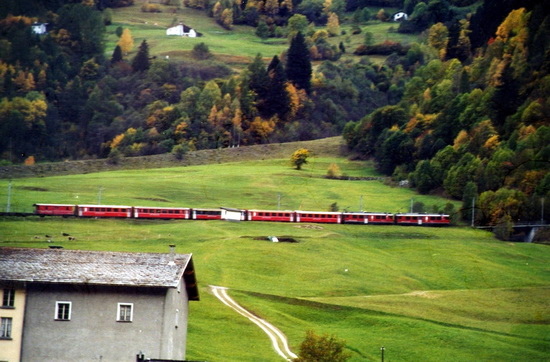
[477,223,549,242]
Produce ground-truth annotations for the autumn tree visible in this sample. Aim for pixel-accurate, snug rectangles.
[291,148,310,170]
[293,330,350,362]
[428,22,449,60]
[327,12,340,36]
[327,163,341,178]
[118,28,134,55]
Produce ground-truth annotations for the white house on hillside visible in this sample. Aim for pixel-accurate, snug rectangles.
[392,12,408,21]
[31,23,48,35]
[166,24,197,38]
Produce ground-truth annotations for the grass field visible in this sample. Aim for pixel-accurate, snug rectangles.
[1,153,549,361]
[106,3,419,67]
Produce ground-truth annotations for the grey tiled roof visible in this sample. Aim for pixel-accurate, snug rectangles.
[0,247,194,289]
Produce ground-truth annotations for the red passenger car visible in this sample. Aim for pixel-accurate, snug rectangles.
[134,207,191,219]
[247,210,295,222]
[295,211,342,223]
[34,203,76,216]
[77,205,132,218]
[342,212,394,224]
[395,213,450,226]
[192,208,222,220]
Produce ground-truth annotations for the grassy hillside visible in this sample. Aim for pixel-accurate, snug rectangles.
[1,152,548,361]
[106,3,418,66]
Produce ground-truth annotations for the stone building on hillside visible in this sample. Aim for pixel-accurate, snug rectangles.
[0,246,199,362]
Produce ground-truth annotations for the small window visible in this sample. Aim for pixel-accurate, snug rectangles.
[0,317,12,339]
[117,303,133,322]
[55,301,71,321]
[2,289,14,308]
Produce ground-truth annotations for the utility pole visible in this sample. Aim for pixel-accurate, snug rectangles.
[380,346,385,362]
[277,193,281,210]
[359,195,363,212]
[542,197,545,224]
[471,197,475,227]
[6,180,12,213]
[98,186,104,205]
[410,198,413,213]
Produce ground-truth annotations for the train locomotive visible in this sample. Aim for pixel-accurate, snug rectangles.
[34,203,450,226]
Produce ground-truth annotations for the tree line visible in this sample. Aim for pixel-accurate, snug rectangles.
[344,0,549,233]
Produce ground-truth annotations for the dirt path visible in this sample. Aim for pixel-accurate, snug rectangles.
[210,285,298,361]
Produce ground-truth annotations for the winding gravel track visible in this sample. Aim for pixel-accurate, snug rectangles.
[210,285,298,361]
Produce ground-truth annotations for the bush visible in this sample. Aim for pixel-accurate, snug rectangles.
[107,149,122,165]
[291,148,311,170]
[326,163,341,178]
[172,143,189,160]
[354,41,410,56]
[141,3,161,12]
[294,330,350,362]
[191,42,212,60]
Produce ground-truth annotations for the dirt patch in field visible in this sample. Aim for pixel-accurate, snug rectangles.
[135,197,170,203]
[19,186,49,191]
[406,291,441,299]
[294,224,324,230]
[242,236,299,243]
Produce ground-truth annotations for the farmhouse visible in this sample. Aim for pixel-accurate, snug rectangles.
[0,246,199,362]
[392,12,408,21]
[31,22,48,35]
[166,23,197,37]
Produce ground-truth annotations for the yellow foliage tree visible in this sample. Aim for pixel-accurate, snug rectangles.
[327,12,340,36]
[291,148,311,170]
[322,0,332,15]
[453,129,469,151]
[24,156,35,165]
[326,163,341,178]
[428,22,449,60]
[118,28,134,55]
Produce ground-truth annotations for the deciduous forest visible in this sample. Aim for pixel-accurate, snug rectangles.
[0,0,548,229]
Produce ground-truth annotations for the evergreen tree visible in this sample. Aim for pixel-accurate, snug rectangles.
[132,40,150,72]
[286,32,312,94]
[265,55,290,119]
[255,20,270,40]
[247,54,270,116]
[111,45,123,63]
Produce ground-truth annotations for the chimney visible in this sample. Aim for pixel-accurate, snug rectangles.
[168,244,176,266]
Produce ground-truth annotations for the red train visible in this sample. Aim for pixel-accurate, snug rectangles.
[33,203,450,226]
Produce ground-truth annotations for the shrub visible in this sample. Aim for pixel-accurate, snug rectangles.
[107,149,122,165]
[172,143,189,160]
[327,163,341,178]
[141,3,161,12]
[291,148,310,170]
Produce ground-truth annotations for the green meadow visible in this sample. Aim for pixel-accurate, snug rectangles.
[1,151,549,361]
[105,3,418,66]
